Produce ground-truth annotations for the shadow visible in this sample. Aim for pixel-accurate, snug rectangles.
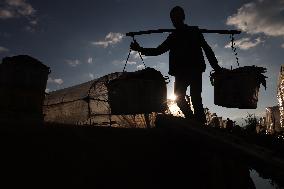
[0,123,256,188]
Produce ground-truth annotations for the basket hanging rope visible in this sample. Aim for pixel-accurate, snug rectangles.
[210,35,267,109]
[123,37,147,72]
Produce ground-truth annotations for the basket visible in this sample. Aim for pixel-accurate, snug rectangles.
[211,70,260,109]
[107,68,167,115]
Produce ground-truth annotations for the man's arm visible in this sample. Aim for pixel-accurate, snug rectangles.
[130,36,170,56]
[200,33,222,71]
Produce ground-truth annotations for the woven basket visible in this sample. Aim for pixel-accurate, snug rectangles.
[211,71,260,109]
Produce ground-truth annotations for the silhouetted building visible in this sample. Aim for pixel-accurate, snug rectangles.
[265,106,281,134]
[0,55,50,126]
[277,65,284,128]
[256,116,266,134]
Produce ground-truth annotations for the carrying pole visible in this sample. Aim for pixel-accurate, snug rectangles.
[126,28,241,37]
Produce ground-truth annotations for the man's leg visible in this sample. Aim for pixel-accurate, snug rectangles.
[190,73,206,123]
[174,76,193,118]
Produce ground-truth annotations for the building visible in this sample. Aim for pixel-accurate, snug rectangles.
[0,55,50,127]
[265,106,281,134]
[277,65,284,129]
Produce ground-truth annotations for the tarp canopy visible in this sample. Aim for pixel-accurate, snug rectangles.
[44,68,167,128]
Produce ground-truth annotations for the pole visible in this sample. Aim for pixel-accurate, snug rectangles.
[126,28,241,37]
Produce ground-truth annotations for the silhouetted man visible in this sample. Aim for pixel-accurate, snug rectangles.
[131,6,222,123]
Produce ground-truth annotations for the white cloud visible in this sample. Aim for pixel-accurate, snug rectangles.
[25,25,35,32]
[0,0,38,32]
[87,57,93,64]
[66,59,81,67]
[226,0,284,37]
[29,19,37,25]
[137,64,145,70]
[88,73,95,79]
[213,43,218,49]
[130,51,147,59]
[126,61,136,65]
[92,32,124,48]
[225,37,264,50]
[215,56,224,66]
[0,0,35,19]
[92,41,109,48]
[45,88,50,93]
[0,10,14,19]
[0,46,9,53]
[112,60,136,65]
[47,77,64,85]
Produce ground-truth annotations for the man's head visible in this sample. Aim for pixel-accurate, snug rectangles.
[170,6,185,28]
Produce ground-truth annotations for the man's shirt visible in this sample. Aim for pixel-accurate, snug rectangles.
[139,24,219,77]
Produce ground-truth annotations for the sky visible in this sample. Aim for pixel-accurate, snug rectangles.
[0,0,284,121]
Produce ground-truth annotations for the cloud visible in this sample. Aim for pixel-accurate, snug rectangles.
[130,51,147,60]
[87,57,93,64]
[29,19,37,25]
[281,43,284,48]
[137,64,145,70]
[126,61,136,65]
[0,0,38,32]
[47,77,64,85]
[45,88,50,93]
[92,32,124,48]
[0,0,35,19]
[0,10,14,19]
[226,0,284,37]
[112,60,136,65]
[66,59,81,67]
[0,46,9,53]
[111,51,145,67]
[88,73,95,79]
[225,37,264,50]
[215,56,225,66]
[24,18,38,32]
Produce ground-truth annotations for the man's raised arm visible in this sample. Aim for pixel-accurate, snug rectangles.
[130,37,170,56]
[200,33,222,71]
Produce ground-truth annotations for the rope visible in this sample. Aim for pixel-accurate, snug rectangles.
[123,48,131,72]
[138,50,147,69]
[123,37,147,72]
[230,34,240,67]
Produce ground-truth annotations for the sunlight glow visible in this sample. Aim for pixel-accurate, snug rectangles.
[167,100,184,117]
[168,94,177,101]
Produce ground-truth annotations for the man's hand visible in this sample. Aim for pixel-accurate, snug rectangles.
[130,40,141,51]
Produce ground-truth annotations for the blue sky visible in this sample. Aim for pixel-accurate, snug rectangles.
[1,0,284,121]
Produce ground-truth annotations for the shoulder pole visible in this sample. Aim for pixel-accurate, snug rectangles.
[126,28,241,37]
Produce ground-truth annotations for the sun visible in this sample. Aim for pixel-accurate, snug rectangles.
[167,94,184,117]
[168,94,177,101]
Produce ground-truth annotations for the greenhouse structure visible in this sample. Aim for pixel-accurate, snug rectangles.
[44,68,168,128]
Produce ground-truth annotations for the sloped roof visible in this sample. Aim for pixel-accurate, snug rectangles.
[1,55,50,70]
[44,72,122,105]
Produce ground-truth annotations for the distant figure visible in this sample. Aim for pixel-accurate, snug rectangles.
[131,6,222,123]
[209,113,220,127]
[226,118,234,132]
